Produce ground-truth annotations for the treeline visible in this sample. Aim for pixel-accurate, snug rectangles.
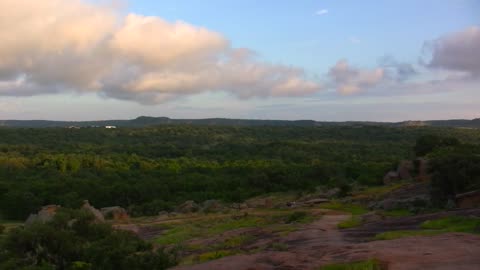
[1,125,480,220]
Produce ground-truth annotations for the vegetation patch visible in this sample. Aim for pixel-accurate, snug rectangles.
[284,211,314,224]
[374,230,441,240]
[197,250,238,263]
[380,209,414,217]
[338,216,362,229]
[319,259,384,270]
[421,216,480,232]
[319,202,368,215]
[353,183,408,201]
[374,216,480,240]
[155,213,279,246]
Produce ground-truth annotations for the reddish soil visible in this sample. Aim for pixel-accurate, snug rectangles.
[172,210,480,270]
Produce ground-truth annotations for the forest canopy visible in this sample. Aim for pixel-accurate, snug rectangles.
[1,125,480,220]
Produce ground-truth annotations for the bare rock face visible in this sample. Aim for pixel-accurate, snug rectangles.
[360,212,385,224]
[414,158,431,182]
[176,200,200,213]
[384,160,415,184]
[397,160,413,180]
[25,205,61,225]
[81,200,105,222]
[455,190,480,209]
[371,182,431,211]
[100,206,129,221]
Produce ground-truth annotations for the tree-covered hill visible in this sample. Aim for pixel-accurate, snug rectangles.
[1,116,480,128]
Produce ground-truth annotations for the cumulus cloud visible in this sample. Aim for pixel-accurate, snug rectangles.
[0,0,321,103]
[426,26,480,76]
[328,60,385,95]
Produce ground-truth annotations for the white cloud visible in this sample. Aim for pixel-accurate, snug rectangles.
[0,0,321,104]
[316,9,329,16]
[328,60,385,95]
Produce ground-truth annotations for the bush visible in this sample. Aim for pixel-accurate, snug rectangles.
[0,208,176,270]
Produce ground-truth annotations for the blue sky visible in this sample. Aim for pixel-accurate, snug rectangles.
[129,0,478,69]
[0,0,479,121]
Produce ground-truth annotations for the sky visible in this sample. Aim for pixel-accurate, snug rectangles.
[0,0,479,121]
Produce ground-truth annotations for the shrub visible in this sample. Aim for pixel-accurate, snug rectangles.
[0,208,176,270]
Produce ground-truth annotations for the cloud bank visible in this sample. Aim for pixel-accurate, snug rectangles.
[0,1,477,103]
[0,0,321,103]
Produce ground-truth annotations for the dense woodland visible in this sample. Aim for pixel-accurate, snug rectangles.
[1,125,480,220]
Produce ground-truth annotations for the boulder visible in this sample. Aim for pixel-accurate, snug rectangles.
[303,198,330,206]
[201,200,224,213]
[81,200,105,222]
[397,160,414,180]
[230,203,249,210]
[25,205,61,225]
[383,171,399,184]
[100,206,129,221]
[245,197,273,208]
[176,200,200,213]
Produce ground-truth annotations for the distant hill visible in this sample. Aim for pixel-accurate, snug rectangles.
[0,116,479,128]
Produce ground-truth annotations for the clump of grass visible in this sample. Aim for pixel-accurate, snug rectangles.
[421,216,480,232]
[374,230,440,240]
[374,216,480,240]
[154,225,200,245]
[320,259,384,270]
[338,216,362,229]
[285,211,311,224]
[269,242,289,251]
[197,250,236,263]
[221,235,253,249]
[319,202,368,215]
[380,209,413,217]
[353,183,407,200]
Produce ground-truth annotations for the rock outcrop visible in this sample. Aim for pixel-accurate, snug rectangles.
[82,200,105,222]
[176,200,200,213]
[25,205,61,225]
[201,200,225,213]
[455,190,480,209]
[383,160,414,184]
[100,206,129,221]
[370,182,431,211]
